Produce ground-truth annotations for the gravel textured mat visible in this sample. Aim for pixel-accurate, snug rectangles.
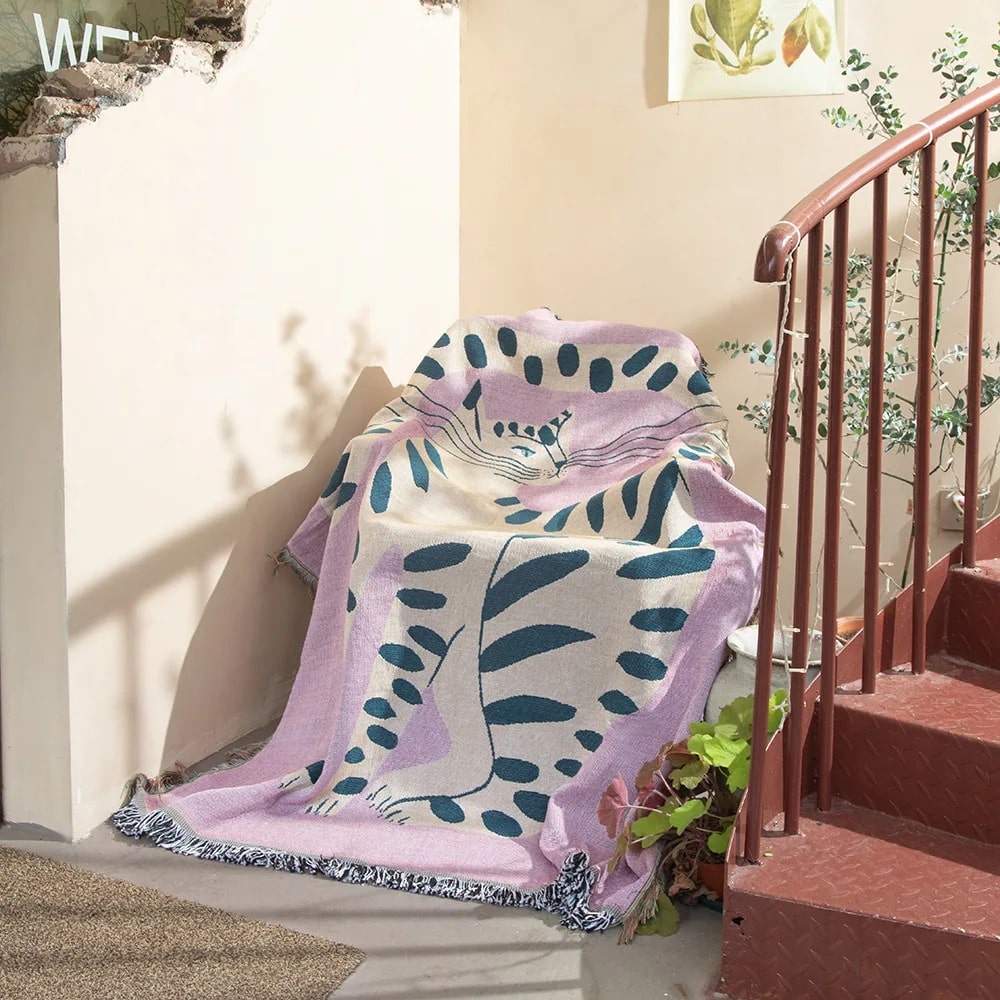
[0,845,364,1000]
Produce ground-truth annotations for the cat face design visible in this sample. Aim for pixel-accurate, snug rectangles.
[491,413,571,480]
[400,379,575,484]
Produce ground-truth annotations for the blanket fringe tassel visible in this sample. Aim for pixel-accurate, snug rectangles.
[118,739,269,807]
[110,798,618,933]
[274,546,318,594]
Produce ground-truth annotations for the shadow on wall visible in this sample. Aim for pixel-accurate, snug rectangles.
[65,312,395,781]
[161,362,395,770]
[644,0,670,109]
[220,312,386,496]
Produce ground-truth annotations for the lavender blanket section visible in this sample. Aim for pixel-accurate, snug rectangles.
[113,309,764,929]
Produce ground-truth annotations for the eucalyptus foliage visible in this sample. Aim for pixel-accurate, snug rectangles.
[720,26,1000,587]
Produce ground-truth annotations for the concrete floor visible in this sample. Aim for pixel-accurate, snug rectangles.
[0,734,724,1000]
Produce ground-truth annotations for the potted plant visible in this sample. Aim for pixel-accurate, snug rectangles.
[719,26,1000,596]
[597,690,787,942]
[706,624,820,722]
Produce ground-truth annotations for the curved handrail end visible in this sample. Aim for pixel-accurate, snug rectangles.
[755,223,800,284]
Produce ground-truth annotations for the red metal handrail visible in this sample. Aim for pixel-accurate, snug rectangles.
[744,78,1000,864]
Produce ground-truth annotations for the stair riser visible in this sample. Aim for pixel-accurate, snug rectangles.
[721,891,1000,1000]
[830,706,1000,845]
[943,567,1000,670]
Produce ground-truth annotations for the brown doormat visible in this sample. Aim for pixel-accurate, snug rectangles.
[0,845,364,1000]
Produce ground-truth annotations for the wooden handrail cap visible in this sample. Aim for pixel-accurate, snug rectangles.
[755,224,800,284]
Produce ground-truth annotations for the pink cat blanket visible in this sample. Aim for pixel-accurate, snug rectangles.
[114,309,764,930]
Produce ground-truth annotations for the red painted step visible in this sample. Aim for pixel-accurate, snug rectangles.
[944,559,1000,670]
[721,798,1000,1000]
[830,656,1000,845]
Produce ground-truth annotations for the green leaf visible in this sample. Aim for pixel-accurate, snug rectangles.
[668,797,708,834]
[805,5,833,62]
[631,808,675,846]
[726,745,751,791]
[688,733,744,768]
[768,689,789,733]
[690,3,710,39]
[669,759,709,789]
[689,718,740,740]
[635,893,681,937]
[693,41,716,62]
[716,695,754,740]
[707,822,735,856]
[705,0,762,57]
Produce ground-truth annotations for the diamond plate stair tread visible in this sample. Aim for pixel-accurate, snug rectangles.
[965,557,1000,579]
[832,658,999,845]
[836,655,1000,744]
[728,798,1000,940]
[945,561,1000,669]
[720,892,1000,1000]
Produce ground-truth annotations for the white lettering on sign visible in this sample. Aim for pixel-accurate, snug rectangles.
[33,13,140,73]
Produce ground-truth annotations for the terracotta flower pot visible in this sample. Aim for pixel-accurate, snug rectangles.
[697,860,726,898]
[836,615,865,641]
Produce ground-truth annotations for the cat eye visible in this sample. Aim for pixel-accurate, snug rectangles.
[511,445,536,458]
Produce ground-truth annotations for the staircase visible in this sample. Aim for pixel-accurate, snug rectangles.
[721,76,1000,1000]
[718,546,1000,999]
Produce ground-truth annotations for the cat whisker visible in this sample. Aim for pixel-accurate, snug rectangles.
[568,409,724,459]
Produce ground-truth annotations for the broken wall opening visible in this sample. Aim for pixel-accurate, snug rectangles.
[0,1,245,147]
[1,2,188,138]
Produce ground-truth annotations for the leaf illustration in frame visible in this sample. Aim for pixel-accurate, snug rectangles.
[690,3,710,40]
[805,4,833,62]
[782,8,809,67]
[705,0,761,57]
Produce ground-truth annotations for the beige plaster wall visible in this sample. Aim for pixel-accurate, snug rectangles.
[1,0,459,838]
[459,0,1000,617]
[0,167,73,834]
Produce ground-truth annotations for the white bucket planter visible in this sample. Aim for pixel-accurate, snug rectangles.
[705,624,822,724]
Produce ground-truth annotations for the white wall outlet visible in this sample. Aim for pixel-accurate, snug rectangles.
[938,486,994,531]
[939,488,965,531]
